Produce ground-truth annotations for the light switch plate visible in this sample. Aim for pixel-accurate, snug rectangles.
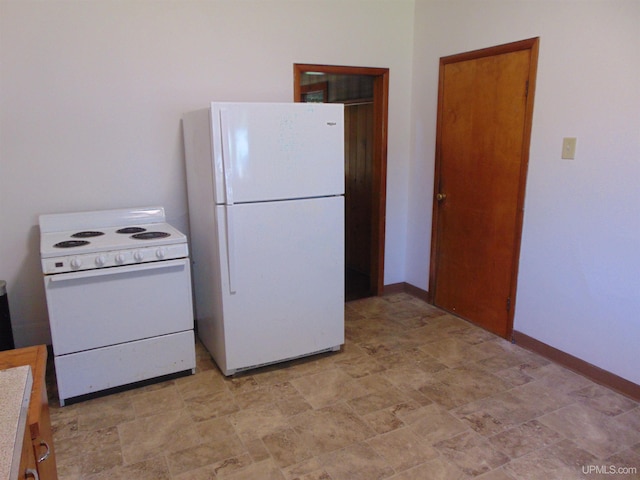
[562,137,577,159]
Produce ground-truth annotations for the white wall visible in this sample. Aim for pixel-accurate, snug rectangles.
[409,0,640,384]
[0,0,415,346]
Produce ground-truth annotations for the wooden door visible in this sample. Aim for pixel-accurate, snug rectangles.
[345,102,374,297]
[430,38,538,338]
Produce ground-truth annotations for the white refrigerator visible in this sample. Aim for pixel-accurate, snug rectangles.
[183,102,345,375]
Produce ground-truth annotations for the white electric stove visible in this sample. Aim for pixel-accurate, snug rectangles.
[39,206,196,405]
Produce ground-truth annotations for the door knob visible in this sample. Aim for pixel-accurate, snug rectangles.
[436,193,447,201]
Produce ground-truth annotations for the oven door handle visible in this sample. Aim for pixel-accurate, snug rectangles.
[46,259,188,283]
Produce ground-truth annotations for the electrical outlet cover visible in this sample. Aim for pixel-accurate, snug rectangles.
[562,137,577,159]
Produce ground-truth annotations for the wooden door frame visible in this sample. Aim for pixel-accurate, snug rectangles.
[294,64,389,296]
[428,38,539,338]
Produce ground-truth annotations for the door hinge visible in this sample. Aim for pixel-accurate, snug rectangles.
[506,297,511,312]
[525,80,529,98]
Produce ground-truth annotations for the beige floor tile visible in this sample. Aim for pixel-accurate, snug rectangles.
[418,364,512,409]
[55,426,122,477]
[171,453,254,480]
[54,463,82,480]
[390,399,434,424]
[476,343,549,373]
[238,433,271,462]
[132,384,184,417]
[406,403,470,444]
[226,374,259,392]
[387,457,469,480]
[171,464,218,480]
[165,434,246,476]
[118,410,202,465]
[47,293,639,480]
[361,403,409,434]
[569,383,638,416]
[193,415,237,443]
[526,363,593,392]
[334,351,387,378]
[347,374,409,415]
[434,430,511,477]
[617,406,640,433]
[262,427,313,468]
[445,323,498,346]
[291,367,368,409]
[183,388,240,422]
[275,393,314,417]
[490,365,536,387]
[505,377,576,416]
[232,384,278,410]
[49,407,80,441]
[75,394,136,431]
[228,402,290,438]
[367,425,439,472]
[320,442,394,480]
[537,403,640,458]
[404,322,453,345]
[475,468,518,480]
[426,342,488,370]
[86,457,171,480]
[487,419,563,459]
[222,458,286,480]
[502,439,597,480]
[453,390,543,437]
[280,457,331,480]
[290,403,375,455]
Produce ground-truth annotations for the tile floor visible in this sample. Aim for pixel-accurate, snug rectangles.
[47,293,640,479]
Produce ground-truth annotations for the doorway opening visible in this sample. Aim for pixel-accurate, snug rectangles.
[294,64,389,301]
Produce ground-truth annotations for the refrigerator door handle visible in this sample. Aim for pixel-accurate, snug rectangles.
[219,108,234,206]
[225,205,237,294]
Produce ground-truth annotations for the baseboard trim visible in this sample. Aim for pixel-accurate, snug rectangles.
[383,282,429,302]
[513,330,640,402]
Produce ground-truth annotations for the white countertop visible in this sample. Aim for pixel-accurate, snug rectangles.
[0,365,33,480]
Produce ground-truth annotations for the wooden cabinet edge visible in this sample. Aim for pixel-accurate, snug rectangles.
[19,424,37,480]
[0,346,58,480]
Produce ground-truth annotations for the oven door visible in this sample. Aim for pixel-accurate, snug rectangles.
[44,258,193,355]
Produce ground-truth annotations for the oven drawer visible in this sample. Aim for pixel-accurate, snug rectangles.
[44,259,193,355]
[55,330,195,403]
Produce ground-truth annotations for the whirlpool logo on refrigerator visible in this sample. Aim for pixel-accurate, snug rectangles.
[326,122,337,126]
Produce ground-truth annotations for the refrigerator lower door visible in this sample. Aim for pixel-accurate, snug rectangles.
[215,195,344,375]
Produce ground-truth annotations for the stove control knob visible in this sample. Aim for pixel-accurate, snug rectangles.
[115,253,126,265]
[156,247,167,259]
[70,258,82,270]
[134,251,144,262]
[95,255,106,267]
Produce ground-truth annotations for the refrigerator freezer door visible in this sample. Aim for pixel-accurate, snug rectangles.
[211,102,344,205]
[215,196,344,375]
